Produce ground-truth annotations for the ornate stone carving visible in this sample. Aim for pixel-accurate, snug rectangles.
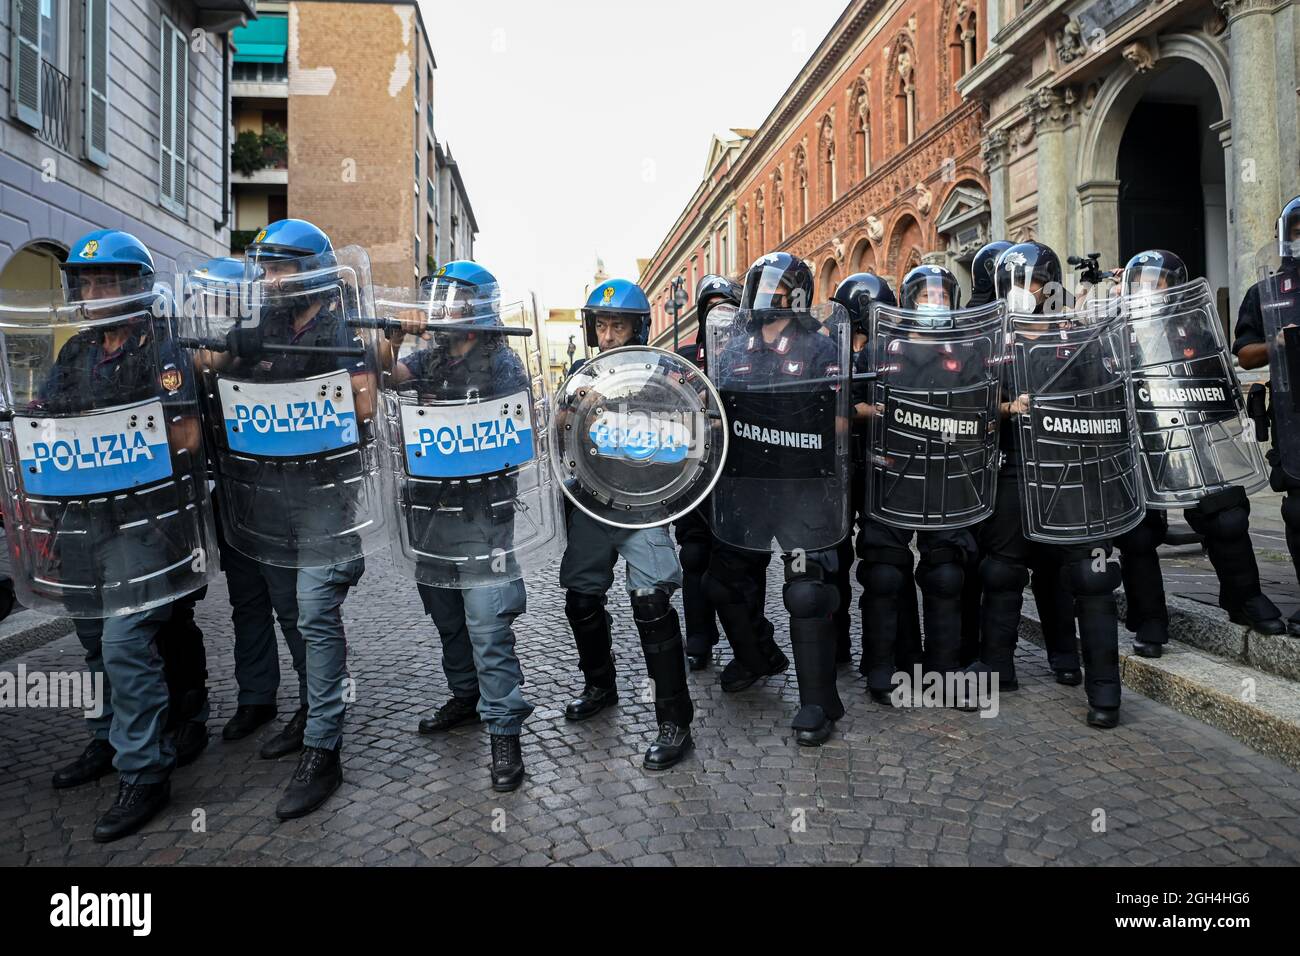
[1203,9,1227,35]
[866,215,885,244]
[1023,87,1073,133]
[832,236,847,264]
[981,128,1009,166]
[1121,39,1157,74]
[915,183,933,215]
[1055,18,1087,63]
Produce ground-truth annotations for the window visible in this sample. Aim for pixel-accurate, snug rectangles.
[159,17,189,215]
[718,226,729,276]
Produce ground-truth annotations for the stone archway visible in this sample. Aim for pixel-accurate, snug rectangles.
[819,257,841,303]
[0,240,67,291]
[1074,31,1233,293]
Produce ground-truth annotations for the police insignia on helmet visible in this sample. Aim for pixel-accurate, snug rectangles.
[83,240,99,258]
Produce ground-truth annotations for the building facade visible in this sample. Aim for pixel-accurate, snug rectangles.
[2,0,250,286]
[230,0,476,287]
[642,0,993,349]
[958,0,1299,318]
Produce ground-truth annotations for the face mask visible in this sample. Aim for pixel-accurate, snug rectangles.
[1282,238,1300,259]
[1006,287,1037,314]
[915,302,948,313]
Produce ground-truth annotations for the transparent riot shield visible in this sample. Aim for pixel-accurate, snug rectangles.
[867,300,1007,529]
[182,246,387,568]
[707,302,851,553]
[0,277,215,617]
[370,289,564,587]
[1011,301,1145,544]
[1122,278,1266,505]
[1255,246,1300,481]
[552,346,727,529]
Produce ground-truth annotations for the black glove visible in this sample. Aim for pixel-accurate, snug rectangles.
[225,322,264,359]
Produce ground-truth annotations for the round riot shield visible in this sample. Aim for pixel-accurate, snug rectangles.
[1010,300,1145,544]
[1255,246,1300,482]
[707,303,851,553]
[1121,277,1266,506]
[867,301,1007,529]
[371,289,565,588]
[0,277,216,617]
[181,246,387,568]
[551,346,727,529]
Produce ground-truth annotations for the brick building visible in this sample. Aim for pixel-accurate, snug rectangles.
[642,0,992,349]
[1,0,250,286]
[230,0,476,287]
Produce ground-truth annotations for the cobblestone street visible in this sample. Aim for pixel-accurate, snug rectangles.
[2,549,1300,867]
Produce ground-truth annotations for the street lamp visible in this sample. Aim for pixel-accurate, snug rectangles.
[667,275,689,353]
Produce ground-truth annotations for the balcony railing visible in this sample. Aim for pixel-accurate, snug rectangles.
[39,60,72,152]
[233,60,288,83]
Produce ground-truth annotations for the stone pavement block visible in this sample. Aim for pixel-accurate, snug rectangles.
[3,551,1300,866]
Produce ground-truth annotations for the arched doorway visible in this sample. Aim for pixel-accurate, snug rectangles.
[819,258,841,303]
[1115,60,1225,292]
[0,241,67,291]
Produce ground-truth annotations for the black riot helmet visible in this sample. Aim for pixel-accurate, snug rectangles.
[899,264,962,312]
[740,252,814,315]
[695,273,741,323]
[832,272,896,334]
[970,240,1012,304]
[1122,250,1188,296]
[994,240,1063,314]
[1278,195,1300,261]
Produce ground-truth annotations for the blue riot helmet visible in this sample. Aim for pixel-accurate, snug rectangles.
[833,272,897,335]
[420,260,502,325]
[582,278,651,348]
[243,219,340,316]
[60,229,160,325]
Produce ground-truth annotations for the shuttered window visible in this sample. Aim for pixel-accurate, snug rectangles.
[10,0,42,128]
[158,17,188,214]
[83,0,108,166]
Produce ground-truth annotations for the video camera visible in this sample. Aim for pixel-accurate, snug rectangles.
[1068,252,1109,286]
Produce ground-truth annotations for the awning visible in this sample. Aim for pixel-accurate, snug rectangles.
[233,16,288,64]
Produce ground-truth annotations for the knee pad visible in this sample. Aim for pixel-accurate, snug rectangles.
[783,564,839,618]
[565,590,606,624]
[980,555,1028,594]
[1281,494,1300,530]
[863,562,907,597]
[1064,555,1122,596]
[630,587,672,622]
[1117,517,1164,555]
[1192,503,1250,541]
[917,559,964,599]
[679,541,710,575]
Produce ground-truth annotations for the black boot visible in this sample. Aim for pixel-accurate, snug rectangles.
[685,632,715,671]
[1289,609,1300,638]
[1229,594,1287,636]
[860,561,906,696]
[173,722,209,768]
[93,779,171,843]
[222,704,277,741]
[790,617,843,747]
[633,591,696,770]
[645,722,693,770]
[717,607,787,692]
[418,696,481,734]
[260,706,308,760]
[1078,593,1122,721]
[565,592,618,720]
[52,739,116,790]
[1087,706,1120,729]
[490,734,525,792]
[275,745,343,820]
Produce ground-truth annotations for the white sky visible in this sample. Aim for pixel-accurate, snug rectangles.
[420,0,848,311]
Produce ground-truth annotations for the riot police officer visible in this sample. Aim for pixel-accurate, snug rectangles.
[41,229,208,840]
[186,256,308,749]
[832,272,923,697]
[558,278,695,770]
[202,219,371,818]
[674,274,741,670]
[383,261,534,792]
[1235,195,1300,637]
[974,241,1124,727]
[707,253,848,746]
[1117,250,1284,655]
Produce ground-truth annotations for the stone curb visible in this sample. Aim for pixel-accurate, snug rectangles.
[0,609,75,665]
[1020,600,1300,772]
